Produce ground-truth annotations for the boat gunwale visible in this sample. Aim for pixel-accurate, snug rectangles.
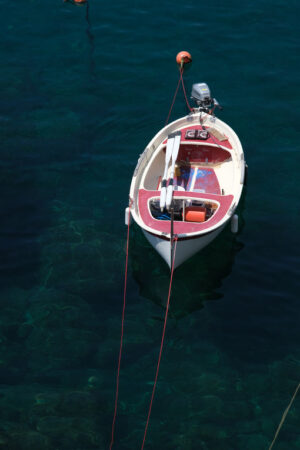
[129,112,244,239]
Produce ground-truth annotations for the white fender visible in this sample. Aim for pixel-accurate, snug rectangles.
[125,207,131,226]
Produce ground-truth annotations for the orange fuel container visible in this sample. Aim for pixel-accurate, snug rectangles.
[185,206,206,222]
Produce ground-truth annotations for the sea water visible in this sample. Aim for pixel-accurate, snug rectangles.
[0,0,299,449]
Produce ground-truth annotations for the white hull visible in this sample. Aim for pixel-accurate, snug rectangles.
[142,224,226,269]
[129,109,245,268]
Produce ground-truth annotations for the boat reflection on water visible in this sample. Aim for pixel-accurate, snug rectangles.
[130,195,246,320]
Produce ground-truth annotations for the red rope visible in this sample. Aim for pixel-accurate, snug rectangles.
[110,64,188,448]
[109,209,131,450]
[165,68,193,125]
[141,237,178,450]
[180,70,193,112]
[165,70,182,125]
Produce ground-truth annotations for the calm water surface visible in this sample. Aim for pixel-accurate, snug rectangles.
[0,0,299,449]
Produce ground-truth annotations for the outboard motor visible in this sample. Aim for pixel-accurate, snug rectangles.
[191,83,222,112]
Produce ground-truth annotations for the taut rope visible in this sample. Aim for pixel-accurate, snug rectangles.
[141,236,178,449]
[109,206,131,450]
[268,382,300,450]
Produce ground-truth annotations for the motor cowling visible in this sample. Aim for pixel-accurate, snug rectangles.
[191,83,212,107]
[191,83,222,112]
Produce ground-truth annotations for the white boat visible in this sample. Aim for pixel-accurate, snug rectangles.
[127,82,246,269]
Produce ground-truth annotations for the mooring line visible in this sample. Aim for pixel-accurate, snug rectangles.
[109,208,131,450]
[141,237,178,450]
[179,69,193,112]
[268,382,300,450]
[165,70,182,126]
[165,67,193,125]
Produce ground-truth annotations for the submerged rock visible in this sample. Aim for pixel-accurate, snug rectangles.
[36,416,103,448]
[27,326,99,371]
[86,376,100,391]
[27,108,81,140]
[57,391,99,417]
[196,394,224,419]
[197,422,228,441]
[236,433,269,450]
[0,434,8,449]
[10,431,51,450]
[225,400,253,421]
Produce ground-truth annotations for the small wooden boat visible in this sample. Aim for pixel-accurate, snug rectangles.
[127,82,246,269]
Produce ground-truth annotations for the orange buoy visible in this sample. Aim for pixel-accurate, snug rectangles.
[64,0,87,3]
[176,51,192,69]
[185,206,206,223]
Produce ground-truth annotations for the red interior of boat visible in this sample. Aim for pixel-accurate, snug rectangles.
[163,143,231,164]
[176,144,231,164]
[163,125,232,149]
[138,189,233,234]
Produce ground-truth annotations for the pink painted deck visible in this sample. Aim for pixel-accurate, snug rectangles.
[138,189,233,235]
[176,144,231,164]
[162,142,231,165]
[163,125,232,149]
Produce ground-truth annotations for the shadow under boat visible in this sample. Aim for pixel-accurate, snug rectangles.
[130,191,246,320]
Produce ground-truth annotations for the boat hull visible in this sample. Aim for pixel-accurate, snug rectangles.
[142,224,226,269]
[129,111,245,268]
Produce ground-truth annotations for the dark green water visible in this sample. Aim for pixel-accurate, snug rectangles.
[0,1,299,449]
